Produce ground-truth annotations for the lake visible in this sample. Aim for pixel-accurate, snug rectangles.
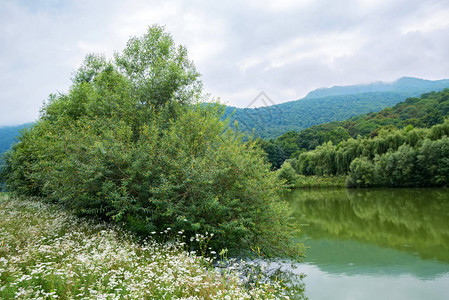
[287,188,449,300]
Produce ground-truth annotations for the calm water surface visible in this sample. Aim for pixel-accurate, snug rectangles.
[287,188,449,300]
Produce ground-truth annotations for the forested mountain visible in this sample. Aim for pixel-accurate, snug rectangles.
[0,123,31,154]
[225,77,449,139]
[262,88,449,168]
[304,77,449,98]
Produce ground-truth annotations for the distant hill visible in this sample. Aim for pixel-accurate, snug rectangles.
[225,77,449,139]
[304,77,449,99]
[260,88,449,168]
[0,123,31,155]
[291,88,449,151]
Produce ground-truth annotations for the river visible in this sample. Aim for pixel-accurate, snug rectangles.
[287,188,449,300]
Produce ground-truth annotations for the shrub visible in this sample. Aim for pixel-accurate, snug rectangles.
[277,161,297,187]
[346,157,374,187]
[1,26,300,259]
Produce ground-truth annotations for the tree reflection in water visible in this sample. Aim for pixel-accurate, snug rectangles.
[288,188,449,265]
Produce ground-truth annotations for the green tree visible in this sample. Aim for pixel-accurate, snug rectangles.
[346,157,374,187]
[277,161,297,187]
[374,145,418,187]
[1,26,300,258]
[417,137,449,186]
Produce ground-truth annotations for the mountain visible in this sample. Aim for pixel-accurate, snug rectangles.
[291,88,449,151]
[2,78,449,156]
[260,88,449,168]
[304,77,449,98]
[0,123,31,155]
[225,77,449,139]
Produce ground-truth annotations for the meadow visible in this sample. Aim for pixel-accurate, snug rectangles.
[0,194,291,299]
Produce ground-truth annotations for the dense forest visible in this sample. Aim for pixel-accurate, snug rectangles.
[262,89,449,168]
[289,118,449,187]
[225,77,449,139]
[0,26,300,258]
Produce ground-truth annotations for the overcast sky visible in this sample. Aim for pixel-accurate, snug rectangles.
[1,0,449,126]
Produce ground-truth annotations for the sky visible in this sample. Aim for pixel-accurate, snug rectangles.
[1,0,449,126]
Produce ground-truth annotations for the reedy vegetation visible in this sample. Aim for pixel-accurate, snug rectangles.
[0,26,301,258]
[0,194,296,299]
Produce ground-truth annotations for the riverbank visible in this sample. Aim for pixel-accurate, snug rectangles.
[0,194,290,299]
[293,175,346,188]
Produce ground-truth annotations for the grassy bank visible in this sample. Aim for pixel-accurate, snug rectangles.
[0,194,292,299]
[293,175,346,188]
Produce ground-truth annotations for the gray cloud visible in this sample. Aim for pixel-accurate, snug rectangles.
[1,0,449,125]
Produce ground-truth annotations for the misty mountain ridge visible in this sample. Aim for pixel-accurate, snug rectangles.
[304,77,449,99]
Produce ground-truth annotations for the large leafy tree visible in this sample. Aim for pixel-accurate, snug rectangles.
[1,26,300,258]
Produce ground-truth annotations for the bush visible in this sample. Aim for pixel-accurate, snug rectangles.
[277,161,297,187]
[1,26,300,259]
[346,157,374,187]
[373,144,418,187]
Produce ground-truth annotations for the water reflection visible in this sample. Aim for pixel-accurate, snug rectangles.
[288,188,449,264]
[286,188,449,299]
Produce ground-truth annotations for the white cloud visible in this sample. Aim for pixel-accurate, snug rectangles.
[266,31,362,70]
[401,9,449,34]
[246,0,314,12]
[1,0,449,126]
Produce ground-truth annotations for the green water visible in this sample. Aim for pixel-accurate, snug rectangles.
[287,188,449,300]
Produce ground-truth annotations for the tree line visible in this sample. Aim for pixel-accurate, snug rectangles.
[261,88,449,170]
[289,120,449,187]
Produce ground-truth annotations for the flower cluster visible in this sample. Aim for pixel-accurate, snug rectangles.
[0,195,292,299]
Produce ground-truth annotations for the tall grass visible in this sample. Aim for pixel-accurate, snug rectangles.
[0,194,294,299]
[293,175,346,188]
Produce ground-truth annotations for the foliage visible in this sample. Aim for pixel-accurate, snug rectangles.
[292,119,449,187]
[261,88,449,169]
[0,195,300,299]
[258,138,286,169]
[0,26,300,258]
[345,157,374,187]
[277,161,297,187]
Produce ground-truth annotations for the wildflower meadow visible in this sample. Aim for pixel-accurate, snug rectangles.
[0,194,296,299]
